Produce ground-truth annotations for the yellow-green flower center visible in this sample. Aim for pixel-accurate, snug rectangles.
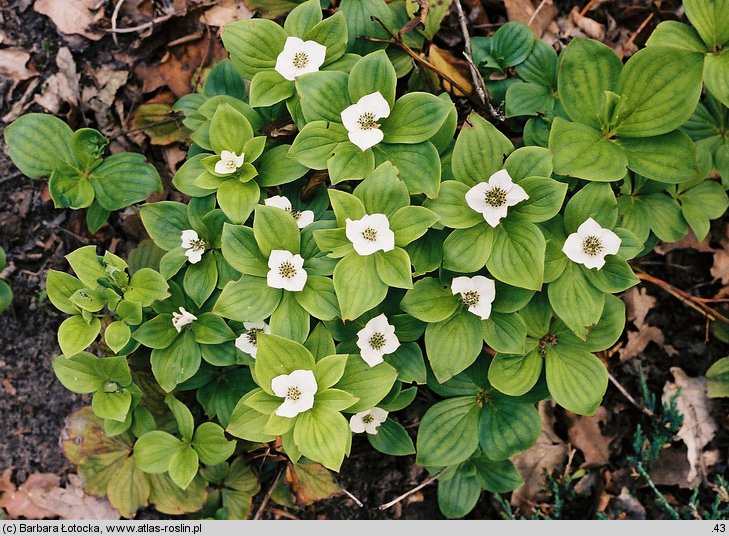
[484,187,507,207]
[357,112,379,130]
[362,414,375,424]
[362,227,378,241]
[246,327,263,346]
[279,261,297,279]
[582,235,603,256]
[462,290,480,307]
[287,386,302,401]
[293,52,309,69]
[368,332,386,350]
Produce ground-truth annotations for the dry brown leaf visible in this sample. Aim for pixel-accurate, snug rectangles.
[428,44,472,97]
[33,47,79,113]
[608,487,646,520]
[0,48,37,84]
[650,445,720,489]
[624,287,657,327]
[662,367,719,483]
[568,6,605,40]
[25,473,120,520]
[619,326,665,361]
[511,401,568,510]
[504,0,558,38]
[566,406,613,465]
[200,0,253,27]
[0,469,57,519]
[33,0,104,40]
[285,463,342,505]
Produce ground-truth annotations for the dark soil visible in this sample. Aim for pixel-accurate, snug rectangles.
[0,0,727,521]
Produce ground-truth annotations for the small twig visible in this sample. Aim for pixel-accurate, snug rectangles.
[528,0,551,28]
[579,0,599,16]
[378,469,445,511]
[253,464,285,520]
[340,486,365,508]
[103,13,175,33]
[608,372,653,417]
[266,507,299,520]
[635,270,729,325]
[110,0,126,45]
[619,12,654,59]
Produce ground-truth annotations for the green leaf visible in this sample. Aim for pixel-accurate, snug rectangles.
[549,118,627,182]
[304,323,336,361]
[71,128,106,170]
[284,0,322,36]
[58,315,101,358]
[140,202,190,251]
[545,342,608,416]
[89,153,162,211]
[479,397,540,460]
[106,456,151,519]
[374,248,412,289]
[151,331,201,392]
[505,82,554,117]
[333,254,387,321]
[339,0,393,56]
[704,49,729,109]
[213,277,282,322]
[270,292,310,343]
[504,146,553,182]
[368,419,415,456]
[249,71,293,108]
[680,180,729,240]
[293,406,350,471]
[382,92,452,144]
[548,262,605,340]
[347,50,397,107]
[221,224,267,277]
[416,397,480,466]
[210,104,253,155]
[191,313,234,345]
[489,22,534,68]
[333,357,398,412]
[165,394,195,442]
[49,168,94,209]
[168,447,199,490]
[584,256,639,294]
[510,177,567,223]
[386,343,426,384]
[52,353,104,394]
[4,113,75,178]
[563,182,618,232]
[93,390,132,422]
[452,113,514,187]
[615,47,704,137]
[216,179,259,224]
[313,354,349,390]
[585,294,626,352]
[226,392,277,443]
[486,219,545,291]
[557,39,622,130]
[683,0,729,49]
[374,142,442,198]
[192,422,236,465]
[183,254,217,308]
[425,313,483,383]
[132,314,178,349]
[288,121,349,169]
[488,347,543,397]
[328,142,375,184]
[424,181,483,229]
[295,275,339,320]
[400,277,459,323]
[202,58,246,99]
[352,162,409,216]
[706,357,729,398]
[134,431,184,473]
[482,312,527,355]
[105,321,131,354]
[442,224,493,272]
[46,270,84,314]
[616,130,699,183]
[306,12,348,65]
[124,268,169,307]
[328,189,366,227]
[472,455,523,493]
[390,206,439,246]
[297,71,350,123]
[645,21,707,52]
[222,19,288,79]
[437,467,481,519]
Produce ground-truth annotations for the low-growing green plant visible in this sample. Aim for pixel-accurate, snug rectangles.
[0,246,11,313]
[5,0,729,519]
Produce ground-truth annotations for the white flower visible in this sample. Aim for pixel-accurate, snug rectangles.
[356,314,400,367]
[271,369,317,418]
[265,195,315,229]
[345,214,395,256]
[340,92,391,151]
[171,307,197,332]
[275,36,326,81]
[349,408,388,435]
[234,321,271,358]
[562,217,621,270]
[464,169,529,228]
[180,229,206,264]
[451,275,496,320]
[267,249,307,291]
[214,150,245,175]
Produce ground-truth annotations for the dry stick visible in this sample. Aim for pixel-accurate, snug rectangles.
[340,487,365,508]
[452,0,502,121]
[635,270,729,325]
[528,0,551,27]
[253,464,285,520]
[111,0,126,45]
[618,12,654,59]
[378,469,445,511]
[360,17,485,114]
[608,373,653,417]
[579,0,599,16]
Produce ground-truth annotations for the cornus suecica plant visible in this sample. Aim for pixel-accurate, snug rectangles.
[5,0,729,520]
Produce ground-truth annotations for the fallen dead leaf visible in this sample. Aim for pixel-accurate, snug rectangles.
[285,463,342,505]
[0,470,119,520]
[568,6,605,40]
[608,487,646,520]
[131,103,188,145]
[428,44,472,97]
[620,286,674,361]
[624,287,656,327]
[33,47,79,113]
[566,406,613,466]
[651,445,720,489]
[0,48,37,85]
[504,0,558,38]
[619,326,665,361]
[511,401,568,511]
[200,0,253,27]
[81,66,129,136]
[33,0,104,41]
[662,367,719,484]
